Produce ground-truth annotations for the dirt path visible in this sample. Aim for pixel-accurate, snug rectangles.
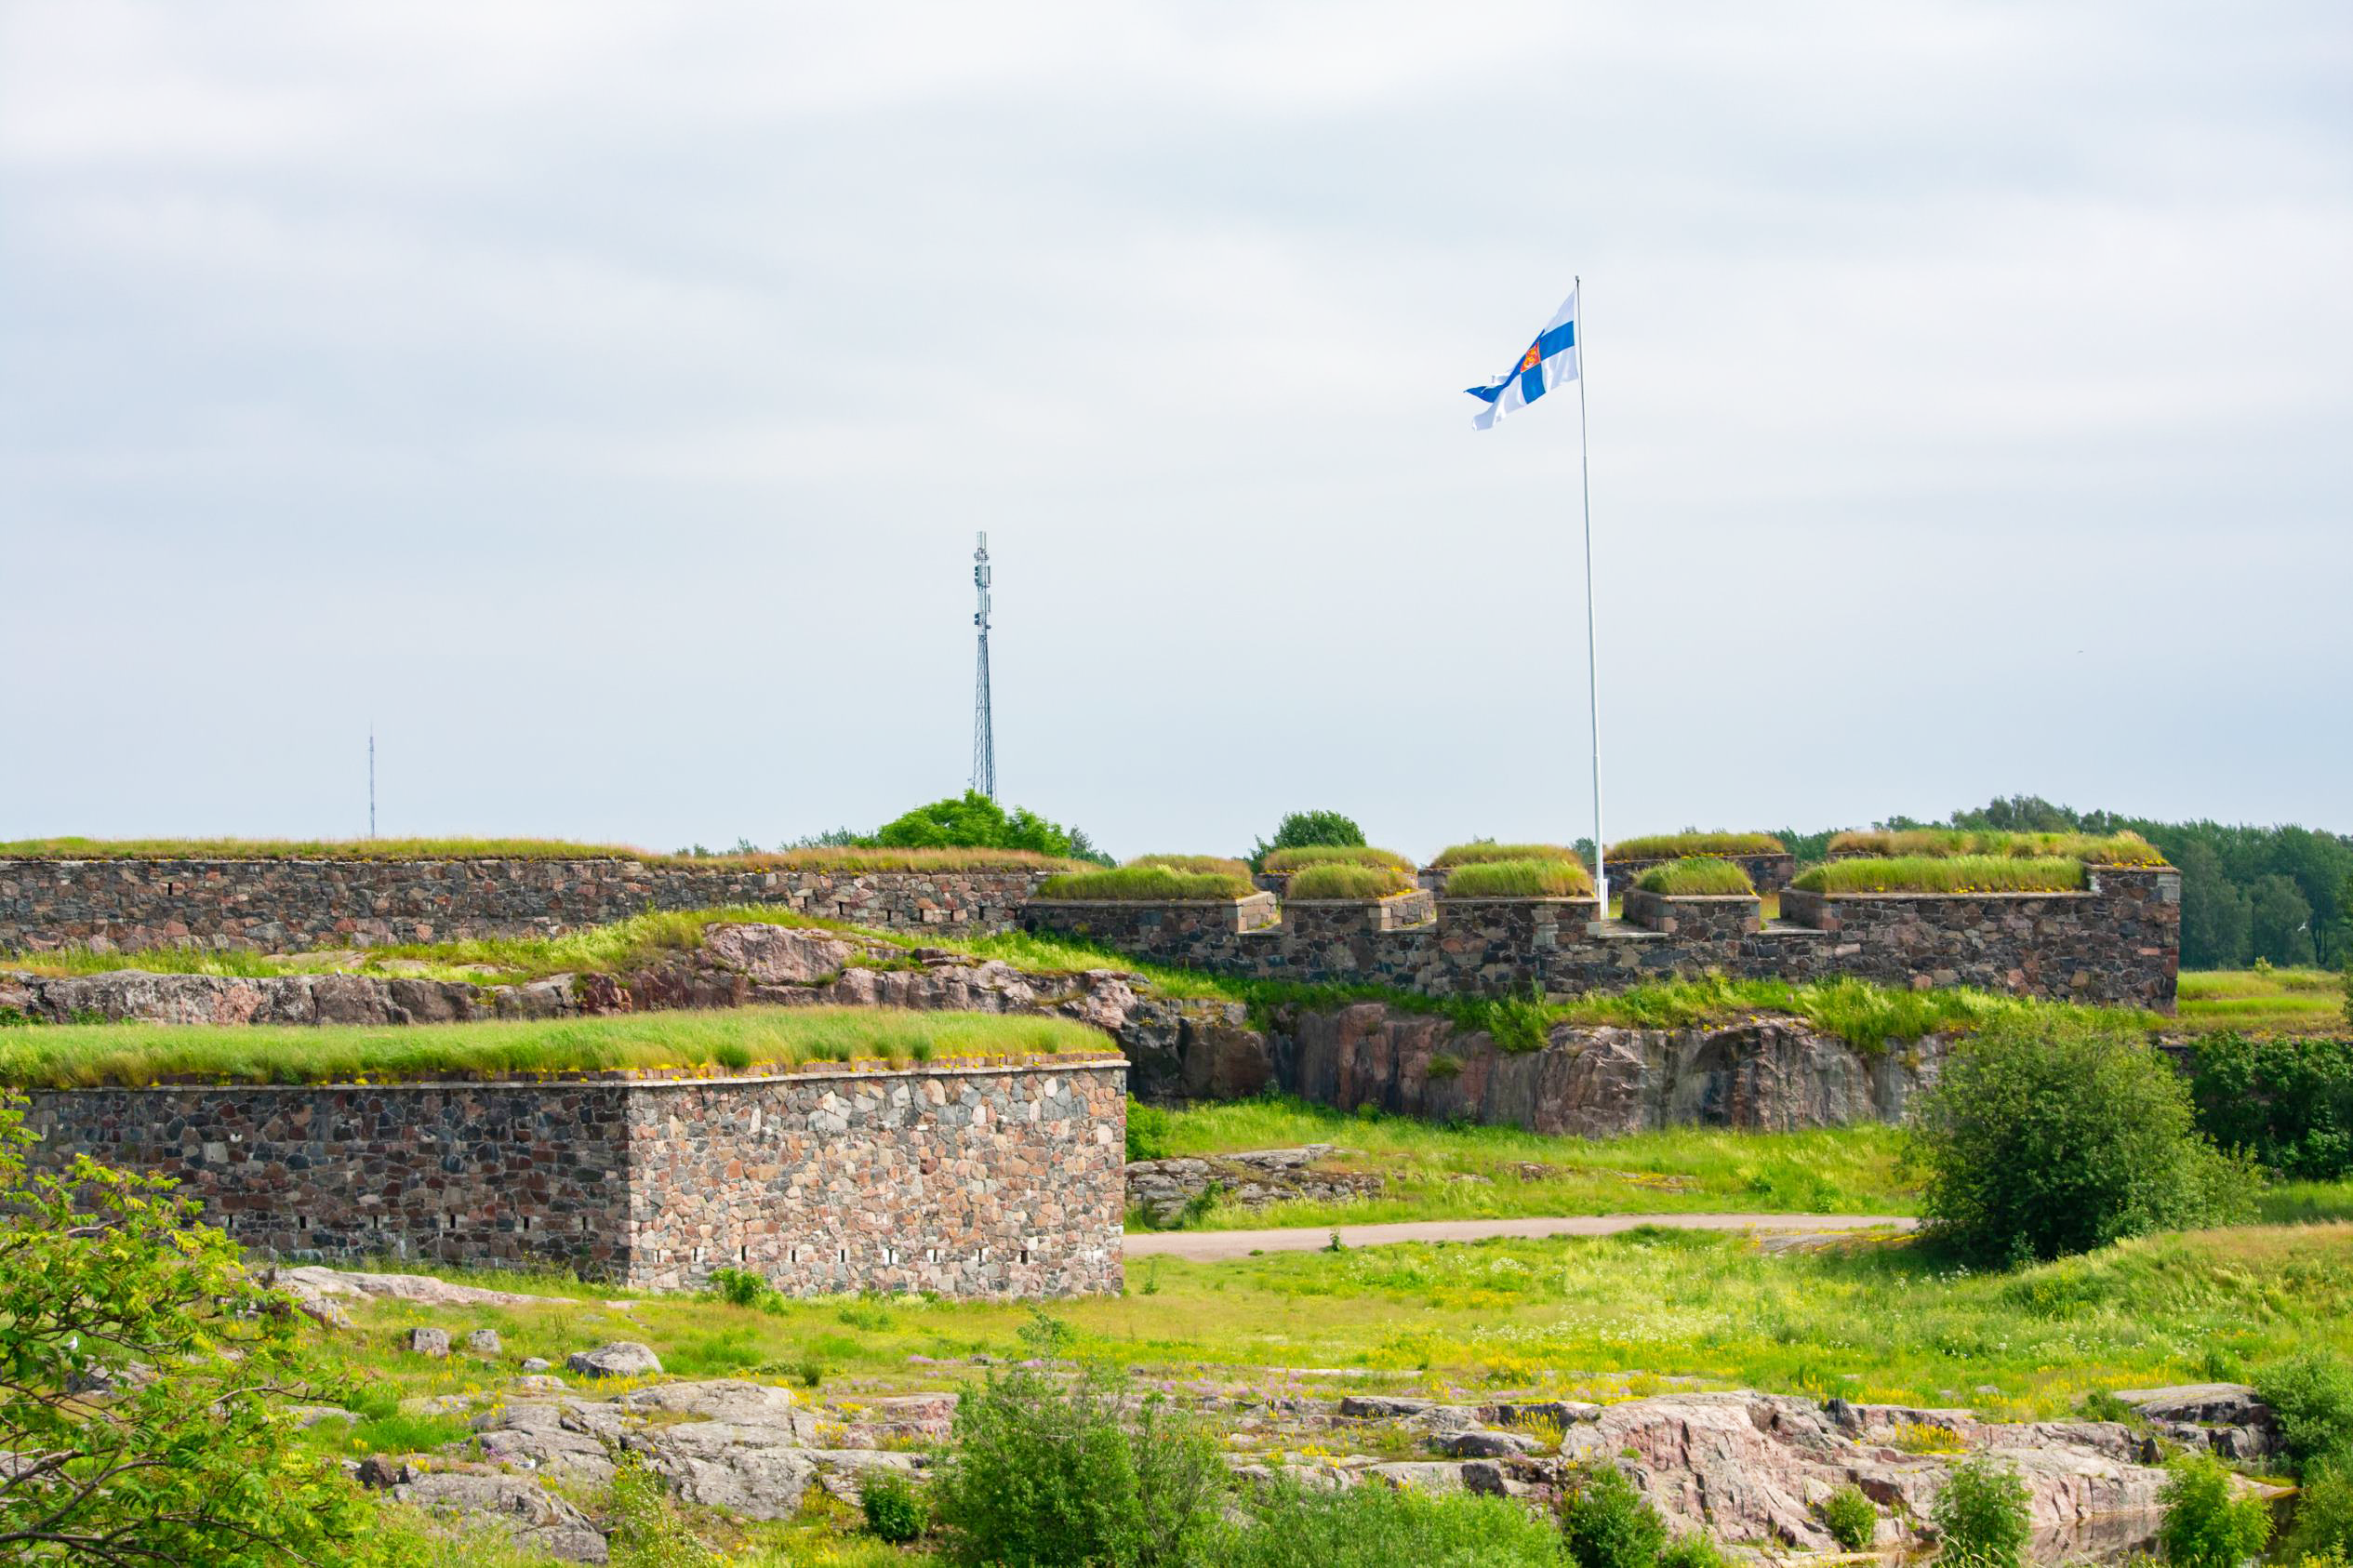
[1122,1212,1918,1261]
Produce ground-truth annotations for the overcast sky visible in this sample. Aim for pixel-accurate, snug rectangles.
[3,2,2346,862]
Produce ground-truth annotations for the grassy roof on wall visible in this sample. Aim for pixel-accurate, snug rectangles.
[0,838,1082,871]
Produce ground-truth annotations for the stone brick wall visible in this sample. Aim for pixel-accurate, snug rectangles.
[0,858,1053,952]
[20,1056,1125,1298]
[1025,867,2180,1011]
[1603,853,1796,897]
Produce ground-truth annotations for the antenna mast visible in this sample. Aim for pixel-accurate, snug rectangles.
[368,719,377,838]
[970,533,995,798]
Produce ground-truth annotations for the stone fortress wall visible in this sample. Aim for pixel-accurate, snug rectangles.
[0,857,1050,952]
[22,1056,1127,1297]
[1026,865,2181,1011]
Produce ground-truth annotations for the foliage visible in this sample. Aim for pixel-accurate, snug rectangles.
[1444,858,1597,898]
[1558,1461,1668,1568]
[1654,1534,1727,1568]
[1904,1013,2255,1266]
[1217,1475,1568,1566]
[2176,969,2353,1040]
[2157,1452,2271,1568]
[2256,1351,2353,1474]
[707,1267,781,1311]
[2190,1035,2353,1179]
[0,833,1083,871]
[871,790,1111,864]
[1126,1096,1174,1162]
[860,1468,927,1544]
[2252,874,2321,968]
[1791,856,2087,895]
[1129,854,1256,877]
[1607,831,1785,861]
[0,1004,1102,1088]
[2283,1459,2353,1562]
[1817,1482,1878,1550]
[0,1091,384,1568]
[1284,863,1415,900]
[1034,865,1256,901]
[1825,828,2165,866]
[1633,858,1757,897]
[1260,845,1416,874]
[1248,811,1366,871]
[1427,842,1582,870]
[930,1335,1229,1568]
[1931,1455,2032,1568]
[607,1453,721,1567]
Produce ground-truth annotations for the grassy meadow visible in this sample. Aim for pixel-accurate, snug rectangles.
[2175,965,2349,1037]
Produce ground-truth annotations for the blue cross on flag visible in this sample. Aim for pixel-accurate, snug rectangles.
[1464,286,1577,430]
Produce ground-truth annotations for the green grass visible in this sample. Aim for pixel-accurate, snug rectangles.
[1608,832,1785,861]
[1141,1096,1916,1225]
[1261,845,1416,874]
[2176,967,2350,1038]
[1791,855,2087,895]
[1283,863,1416,900]
[0,1005,1110,1087]
[1126,854,1255,877]
[1427,842,1581,870]
[1824,829,2166,868]
[0,836,1076,870]
[310,1223,2353,1426]
[1443,858,1597,898]
[1034,865,1257,901]
[1633,858,1758,897]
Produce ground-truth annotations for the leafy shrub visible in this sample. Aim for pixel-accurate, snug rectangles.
[608,1453,720,1567]
[1128,854,1255,877]
[1933,1455,2031,1568]
[1560,1461,1668,1568]
[1791,856,2086,895]
[1126,1096,1173,1162]
[1818,1482,1878,1550]
[2257,1351,2353,1474]
[861,1468,927,1544]
[705,1267,778,1310]
[1428,841,1582,870]
[1428,1052,1464,1081]
[1034,866,1256,901]
[1249,811,1366,870]
[1905,1013,2255,1265]
[1284,863,1414,900]
[1655,1534,1729,1568]
[1609,831,1785,860]
[1218,1474,1568,1566]
[1634,858,1757,897]
[2074,1389,2143,1426]
[2189,1034,2353,1180]
[1445,858,1597,898]
[931,1360,1228,1567]
[1261,845,1415,874]
[1826,828,2165,866]
[2159,1452,2271,1568]
[2283,1459,2353,1562]
[871,790,1110,864]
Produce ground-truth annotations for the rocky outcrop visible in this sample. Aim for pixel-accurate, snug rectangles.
[1124,1145,1385,1227]
[2116,1383,2281,1461]
[365,1459,610,1563]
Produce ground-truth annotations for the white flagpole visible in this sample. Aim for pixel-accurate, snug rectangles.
[1575,276,1605,921]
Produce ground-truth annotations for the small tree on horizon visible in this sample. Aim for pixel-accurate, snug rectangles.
[1247,809,1365,871]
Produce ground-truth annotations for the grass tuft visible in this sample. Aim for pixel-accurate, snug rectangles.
[1608,832,1785,861]
[1634,858,1758,897]
[1426,843,1583,871]
[1261,845,1416,874]
[1824,829,2165,868]
[1792,856,2087,895]
[1033,865,1256,902]
[1284,863,1416,900]
[1126,854,1255,877]
[1443,859,1597,899]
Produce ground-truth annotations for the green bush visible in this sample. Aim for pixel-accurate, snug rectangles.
[1034,866,1256,902]
[931,1359,1228,1567]
[1444,858,1597,899]
[1791,856,2086,895]
[2159,1452,2271,1568]
[1217,1474,1568,1566]
[1817,1482,1878,1550]
[2283,1459,2353,1562]
[871,790,1110,863]
[1905,1014,2255,1266]
[1932,1455,2031,1568]
[1428,841,1582,870]
[1608,832,1785,860]
[2189,1034,2353,1180]
[860,1468,926,1544]
[1655,1534,1728,1568]
[1261,845,1415,874]
[1633,858,1757,897]
[1249,811,1366,871]
[1129,854,1256,877]
[1126,1096,1173,1162]
[2257,1351,2353,1475]
[1284,863,1414,900]
[1559,1462,1668,1568]
[608,1454,721,1567]
[705,1267,778,1310]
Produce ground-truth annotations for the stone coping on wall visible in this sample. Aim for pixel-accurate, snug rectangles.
[9,1051,1128,1095]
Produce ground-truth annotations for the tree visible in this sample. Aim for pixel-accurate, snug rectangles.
[1246,810,1364,871]
[1904,1015,2253,1266]
[2175,840,2253,970]
[0,1093,383,1567]
[870,791,1110,863]
[2250,873,2318,967]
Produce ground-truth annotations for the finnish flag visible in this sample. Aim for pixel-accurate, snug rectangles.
[1465,286,1577,431]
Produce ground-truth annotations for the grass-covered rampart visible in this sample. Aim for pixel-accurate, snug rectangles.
[1425,842,1581,870]
[1608,831,1786,861]
[1633,858,1758,896]
[1792,856,2088,895]
[1034,865,1257,901]
[1260,845,1415,874]
[0,1005,1107,1088]
[0,836,1080,872]
[1824,828,2166,867]
[1283,863,1416,899]
[1126,854,1255,877]
[1443,858,1597,898]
